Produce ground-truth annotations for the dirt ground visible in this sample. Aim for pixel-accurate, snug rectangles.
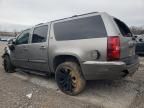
[0,43,144,108]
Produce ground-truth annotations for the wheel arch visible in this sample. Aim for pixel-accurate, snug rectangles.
[2,47,11,58]
[2,47,15,67]
[53,54,82,71]
[2,52,10,59]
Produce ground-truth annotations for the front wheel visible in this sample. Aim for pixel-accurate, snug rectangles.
[3,55,15,73]
[55,61,86,96]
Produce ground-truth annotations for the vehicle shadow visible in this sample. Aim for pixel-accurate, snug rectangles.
[13,70,139,108]
[138,54,144,57]
[15,69,136,96]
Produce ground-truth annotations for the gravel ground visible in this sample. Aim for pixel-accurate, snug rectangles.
[0,43,100,108]
[0,43,144,108]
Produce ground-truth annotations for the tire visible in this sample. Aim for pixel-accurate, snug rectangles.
[55,61,86,96]
[3,55,15,73]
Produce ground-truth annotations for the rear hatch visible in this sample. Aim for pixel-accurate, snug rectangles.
[114,18,137,65]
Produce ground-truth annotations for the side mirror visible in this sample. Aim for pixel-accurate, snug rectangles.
[139,38,143,42]
[8,39,16,51]
[8,38,16,44]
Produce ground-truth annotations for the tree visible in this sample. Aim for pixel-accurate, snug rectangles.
[13,29,18,37]
[130,26,144,35]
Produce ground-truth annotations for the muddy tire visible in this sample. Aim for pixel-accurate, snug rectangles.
[3,55,15,73]
[55,61,86,96]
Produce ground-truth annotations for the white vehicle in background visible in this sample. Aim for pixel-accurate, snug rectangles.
[135,34,144,55]
[0,36,15,42]
[0,38,8,41]
[135,34,144,42]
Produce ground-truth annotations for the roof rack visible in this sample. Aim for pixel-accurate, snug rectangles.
[51,11,99,22]
[72,12,99,17]
[33,12,99,25]
[35,23,44,26]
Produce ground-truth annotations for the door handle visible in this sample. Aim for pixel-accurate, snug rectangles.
[23,48,28,51]
[23,47,28,51]
[40,46,46,49]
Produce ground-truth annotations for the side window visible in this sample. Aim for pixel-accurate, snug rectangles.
[54,15,107,41]
[114,18,132,37]
[32,25,48,43]
[16,30,30,45]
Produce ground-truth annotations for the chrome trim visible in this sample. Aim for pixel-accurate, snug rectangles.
[83,61,125,66]
[28,60,47,63]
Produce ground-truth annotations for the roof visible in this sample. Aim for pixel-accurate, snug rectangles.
[35,12,100,26]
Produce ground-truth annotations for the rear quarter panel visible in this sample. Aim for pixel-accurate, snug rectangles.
[101,13,135,60]
[49,13,108,72]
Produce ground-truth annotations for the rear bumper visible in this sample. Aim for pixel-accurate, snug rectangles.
[81,58,139,80]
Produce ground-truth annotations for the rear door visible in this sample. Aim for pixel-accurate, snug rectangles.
[28,25,50,72]
[114,18,136,60]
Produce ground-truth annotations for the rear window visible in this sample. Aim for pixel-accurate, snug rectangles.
[54,15,107,40]
[114,18,132,37]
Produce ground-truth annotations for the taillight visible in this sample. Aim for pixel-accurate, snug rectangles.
[107,36,120,61]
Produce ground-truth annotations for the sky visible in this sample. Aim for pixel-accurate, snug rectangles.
[0,0,144,31]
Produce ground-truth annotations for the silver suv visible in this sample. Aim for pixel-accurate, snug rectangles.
[2,12,139,95]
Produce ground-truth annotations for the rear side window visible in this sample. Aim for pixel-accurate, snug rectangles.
[114,18,132,37]
[54,15,107,40]
[32,25,48,43]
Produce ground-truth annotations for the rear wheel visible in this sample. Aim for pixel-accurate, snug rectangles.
[55,61,86,95]
[3,55,15,73]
